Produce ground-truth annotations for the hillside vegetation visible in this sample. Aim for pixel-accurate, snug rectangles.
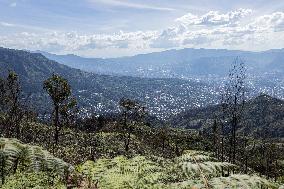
[0,47,217,119]
[0,47,283,188]
[0,138,72,188]
[171,94,284,139]
[0,136,282,189]
[77,151,280,189]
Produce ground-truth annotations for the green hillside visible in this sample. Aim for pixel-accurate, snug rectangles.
[0,47,216,119]
[170,94,284,139]
[0,47,283,188]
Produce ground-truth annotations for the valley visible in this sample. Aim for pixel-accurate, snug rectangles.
[0,47,283,188]
[1,1,284,188]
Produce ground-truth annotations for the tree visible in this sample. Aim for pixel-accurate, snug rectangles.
[119,98,145,152]
[59,97,78,128]
[0,76,6,136]
[221,57,246,166]
[0,71,24,138]
[211,118,219,159]
[6,72,22,138]
[43,74,72,146]
[158,125,169,155]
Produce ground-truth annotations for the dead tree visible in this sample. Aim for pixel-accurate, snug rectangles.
[221,57,246,167]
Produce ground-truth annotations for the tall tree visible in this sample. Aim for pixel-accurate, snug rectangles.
[158,125,169,155]
[119,98,145,152]
[0,76,6,135]
[6,72,21,137]
[211,118,219,159]
[43,74,72,146]
[0,71,24,138]
[59,97,77,128]
[221,57,246,166]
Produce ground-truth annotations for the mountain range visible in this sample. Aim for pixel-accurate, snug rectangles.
[39,48,284,78]
[0,47,283,138]
[0,47,219,119]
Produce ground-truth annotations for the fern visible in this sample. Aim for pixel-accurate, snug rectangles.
[2,171,66,189]
[78,150,281,189]
[209,174,278,189]
[78,155,164,189]
[0,138,72,185]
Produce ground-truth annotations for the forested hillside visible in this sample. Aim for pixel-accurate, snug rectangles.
[0,47,218,119]
[0,47,283,188]
[170,94,284,139]
[2,0,284,188]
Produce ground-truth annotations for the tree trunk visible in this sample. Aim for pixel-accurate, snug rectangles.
[221,123,225,176]
[54,104,59,146]
[162,139,165,154]
[125,131,131,152]
[233,116,237,165]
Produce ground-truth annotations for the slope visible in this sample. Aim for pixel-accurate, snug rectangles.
[0,47,217,118]
[170,94,284,138]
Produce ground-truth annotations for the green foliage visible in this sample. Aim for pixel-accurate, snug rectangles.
[43,74,76,146]
[176,150,236,179]
[0,71,24,138]
[78,155,164,189]
[0,138,72,185]
[1,171,66,189]
[43,74,71,106]
[78,150,278,189]
[209,174,278,189]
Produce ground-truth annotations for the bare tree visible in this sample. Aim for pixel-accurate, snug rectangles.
[221,57,246,166]
[211,118,220,159]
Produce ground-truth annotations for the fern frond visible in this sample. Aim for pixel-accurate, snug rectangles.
[0,137,72,184]
[209,174,278,189]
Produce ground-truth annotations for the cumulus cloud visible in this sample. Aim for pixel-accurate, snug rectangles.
[151,10,284,50]
[252,12,284,32]
[150,26,185,48]
[176,9,252,26]
[0,30,157,55]
[1,9,284,57]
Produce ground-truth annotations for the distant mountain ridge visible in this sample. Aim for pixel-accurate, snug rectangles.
[38,48,284,78]
[0,47,218,118]
[1,47,284,138]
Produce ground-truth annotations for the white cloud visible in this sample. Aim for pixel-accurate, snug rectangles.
[150,10,284,51]
[150,26,186,48]
[0,30,157,55]
[1,9,284,57]
[0,22,15,27]
[252,12,284,32]
[176,9,252,26]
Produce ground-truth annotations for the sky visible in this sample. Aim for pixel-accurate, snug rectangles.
[0,0,284,58]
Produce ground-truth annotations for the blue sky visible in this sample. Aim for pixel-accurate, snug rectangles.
[0,0,284,57]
